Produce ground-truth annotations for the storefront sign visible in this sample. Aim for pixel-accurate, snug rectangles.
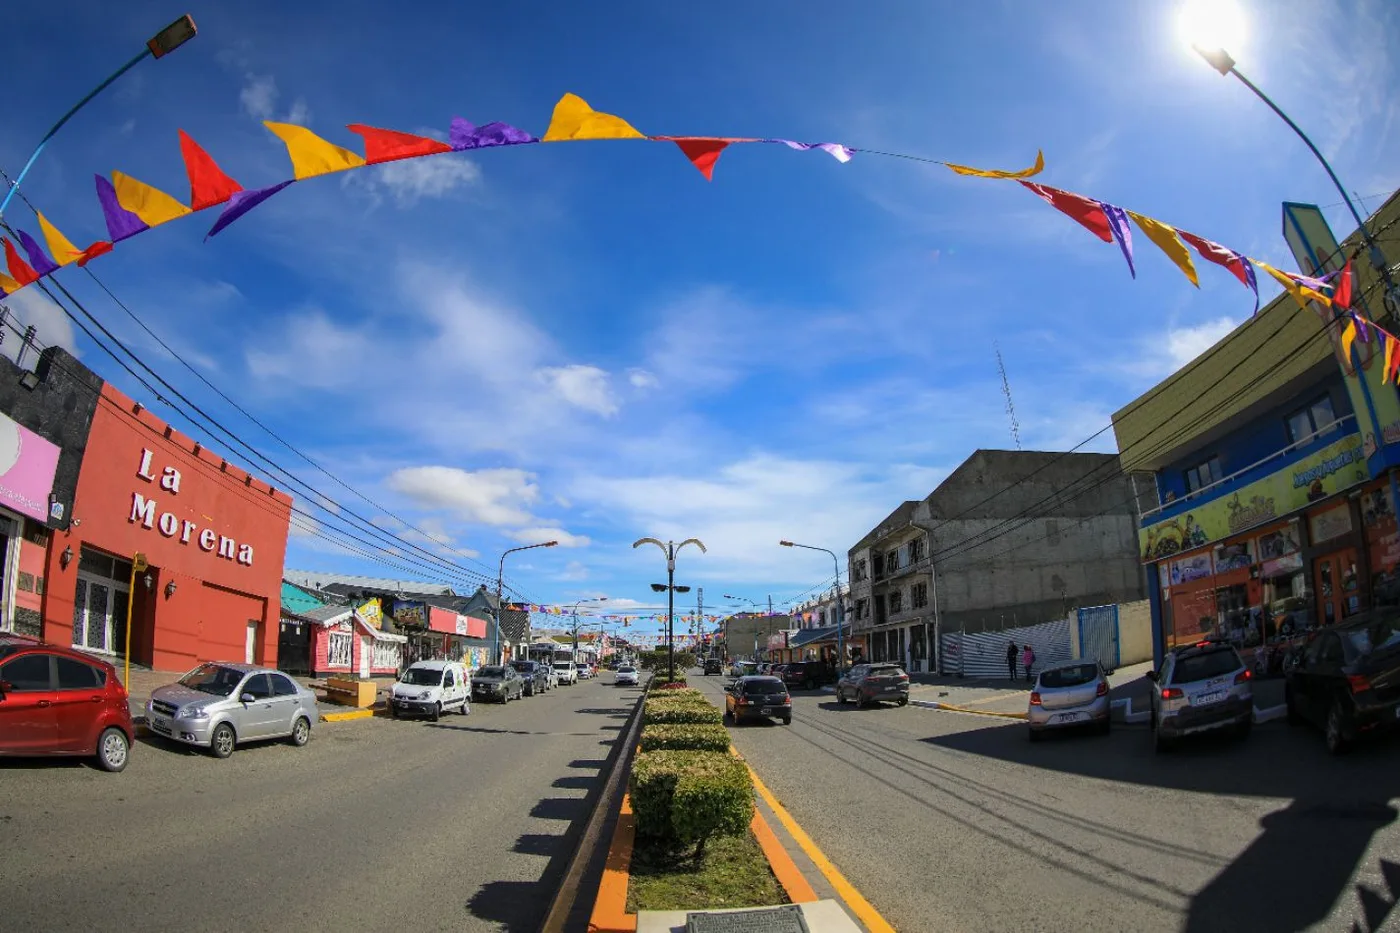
[1309,503,1353,545]
[1169,552,1213,585]
[129,448,255,565]
[392,599,427,628]
[357,598,382,629]
[1214,541,1253,573]
[1141,433,1367,561]
[455,615,468,635]
[0,411,60,523]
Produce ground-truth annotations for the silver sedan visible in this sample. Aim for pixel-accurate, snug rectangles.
[1027,660,1111,740]
[147,662,319,759]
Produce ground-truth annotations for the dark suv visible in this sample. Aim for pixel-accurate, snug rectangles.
[510,660,550,696]
[1284,613,1400,754]
[780,661,824,690]
[725,676,792,725]
[703,657,723,675]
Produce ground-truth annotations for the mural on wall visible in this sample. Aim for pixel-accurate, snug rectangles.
[357,597,382,630]
[1141,433,1367,560]
[392,599,426,629]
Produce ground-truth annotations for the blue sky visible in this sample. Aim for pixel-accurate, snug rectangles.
[3,0,1397,638]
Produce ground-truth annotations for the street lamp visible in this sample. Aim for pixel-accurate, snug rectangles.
[494,541,558,664]
[633,537,706,681]
[1183,2,1400,310]
[780,540,846,674]
[0,15,198,219]
[571,596,607,652]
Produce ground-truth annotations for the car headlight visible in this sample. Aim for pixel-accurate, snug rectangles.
[181,706,210,720]
[418,691,432,700]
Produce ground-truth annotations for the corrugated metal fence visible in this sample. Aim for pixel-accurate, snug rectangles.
[939,617,1072,679]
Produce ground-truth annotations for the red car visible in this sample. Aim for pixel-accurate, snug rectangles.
[0,635,134,772]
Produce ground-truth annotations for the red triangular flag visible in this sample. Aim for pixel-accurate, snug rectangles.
[1020,182,1112,242]
[1333,259,1354,310]
[670,138,731,181]
[1179,230,1250,289]
[178,130,244,211]
[3,238,39,286]
[347,124,453,165]
[76,241,114,266]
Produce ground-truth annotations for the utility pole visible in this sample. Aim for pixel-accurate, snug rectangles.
[697,587,703,656]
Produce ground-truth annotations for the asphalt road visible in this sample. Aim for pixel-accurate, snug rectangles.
[692,671,1400,933]
[0,675,644,933]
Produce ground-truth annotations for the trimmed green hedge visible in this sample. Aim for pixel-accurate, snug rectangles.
[649,686,705,703]
[642,700,723,726]
[630,749,754,854]
[640,723,732,753]
[652,671,689,687]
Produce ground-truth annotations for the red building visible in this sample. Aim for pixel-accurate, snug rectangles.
[41,384,293,672]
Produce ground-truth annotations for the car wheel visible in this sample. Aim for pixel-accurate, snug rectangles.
[837,689,848,705]
[461,699,470,716]
[1153,727,1172,754]
[430,703,442,722]
[804,679,814,691]
[289,716,311,747]
[783,717,792,725]
[96,727,130,772]
[1285,687,1302,726]
[898,697,908,707]
[210,722,236,759]
[1326,699,1350,755]
[856,692,868,709]
[389,704,399,719]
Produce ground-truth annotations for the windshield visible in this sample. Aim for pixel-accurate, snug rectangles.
[400,667,444,686]
[1343,618,1400,658]
[476,666,506,678]
[742,678,788,697]
[1040,664,1098,688]
[1172,649,1241,684]
[553,663,571,670]
[867,665,905,678]
[618,666,635,673]
[179,663,245,697]
[511,662,534,673]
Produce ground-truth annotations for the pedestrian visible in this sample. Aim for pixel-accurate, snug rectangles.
[1021,643,1036,683]
[1006,641,1018,681]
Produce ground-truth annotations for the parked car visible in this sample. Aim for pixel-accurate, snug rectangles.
[0,635,134,772]
[510,660,550,696]
[554,660,579,685]
[703,657,724,676]
[1027,660,1111,741]
[730,661,758,679]
[148,662,319,759]
[757,663,772,675]
[1148,641,1253,752]
[578,664,594,680]
[472,665,526,703]
[780,660,827,691]
[390,660,470,721]
[1285,613,1400,754]
[615,664,639,686]
[836,663,910,708]
[725,675,792,725]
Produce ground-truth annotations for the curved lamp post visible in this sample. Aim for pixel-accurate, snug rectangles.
[633,537,706,681]
[494,540,557,664]
[780,540,846,673]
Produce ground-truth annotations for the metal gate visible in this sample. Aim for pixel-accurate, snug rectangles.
[1077,604,1120,670]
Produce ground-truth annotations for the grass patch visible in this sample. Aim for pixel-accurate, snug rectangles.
[626,829,787,913]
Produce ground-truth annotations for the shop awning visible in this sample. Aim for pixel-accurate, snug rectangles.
[355,610,407,643]
[788,624,850,648]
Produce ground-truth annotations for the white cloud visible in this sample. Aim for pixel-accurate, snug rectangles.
[284,97,311,126]
[387,466,540,526]
[2,289,77,365]
[509,527,591,548]
[1165,316,1239,370]
[537,365,618,417]
[239,74,278,120]
[375,157,481,206]
[245,309,374,388]
[628,369,659,389]
[289,513,322,539]
[558,561,589,581]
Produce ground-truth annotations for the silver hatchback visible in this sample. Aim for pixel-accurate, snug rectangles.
[148,662,319,759]
[1027,660,1111,740]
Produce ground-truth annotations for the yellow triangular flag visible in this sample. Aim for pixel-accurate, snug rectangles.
[35,212,85,266]
[541,93,645,142]
[1385,331,1397,383]
[264,121,367,180]
[1127,211,1199,287]
[945,149,1044,179]
[1256,261,1332,311]
[112,172,192,227]
[1341,318,1358,363]
[0,271,20,294]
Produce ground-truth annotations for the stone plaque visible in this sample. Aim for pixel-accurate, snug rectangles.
[686,904,810,933]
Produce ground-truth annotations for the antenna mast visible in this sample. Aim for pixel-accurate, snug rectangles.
[995,343,1022,450]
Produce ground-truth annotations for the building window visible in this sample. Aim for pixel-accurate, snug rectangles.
[887,549,900,573]
[1286,395,1338,445]
[911,582,928,609]
[908,538,924,563]
[874,595,886,624]
[889,590,903,614]
[855,598,868,620]
[328,631,352,667]
[872,554,885,579]
[854,559,867,582]
[1184,456,1223,494]
[372,640,401,671]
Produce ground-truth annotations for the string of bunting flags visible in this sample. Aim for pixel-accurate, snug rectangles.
[0,90,1349,317]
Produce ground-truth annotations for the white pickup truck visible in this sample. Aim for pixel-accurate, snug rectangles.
[552,660,579,685]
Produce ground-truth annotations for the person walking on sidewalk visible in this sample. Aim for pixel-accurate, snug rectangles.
[1021,644,1036,683]
[1006,641,1018,681]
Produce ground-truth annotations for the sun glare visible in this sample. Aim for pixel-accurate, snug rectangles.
[1177,0,1247,57]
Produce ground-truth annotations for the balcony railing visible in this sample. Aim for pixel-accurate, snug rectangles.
[1141,414,1357,522]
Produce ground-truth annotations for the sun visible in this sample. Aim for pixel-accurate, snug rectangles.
[1177,0,1248,57]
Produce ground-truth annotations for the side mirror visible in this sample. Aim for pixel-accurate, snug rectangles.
[1145,670,1158,682]
[240,693,256,703]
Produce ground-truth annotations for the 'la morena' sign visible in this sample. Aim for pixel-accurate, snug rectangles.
[127,448,255,566]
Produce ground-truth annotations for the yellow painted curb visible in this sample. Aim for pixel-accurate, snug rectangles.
[933,702,1027,720]
[320,708,376,723]
[741,755,897,933]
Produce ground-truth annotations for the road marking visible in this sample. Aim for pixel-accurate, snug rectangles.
[743,759,897,933]
[750,806,819,905]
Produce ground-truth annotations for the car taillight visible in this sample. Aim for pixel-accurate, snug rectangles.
[899,674,909,682]
[1096,681,1108,697]
[1160,687,1184,700]
[1348,674,1372,693]
[782,697,791,705]
[1234,670,1252,684]
[1029,691,1042,706]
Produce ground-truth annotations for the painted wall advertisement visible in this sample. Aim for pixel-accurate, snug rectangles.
[357,598,383,630]
[392,599,427,629]
[1141,432,1367,561]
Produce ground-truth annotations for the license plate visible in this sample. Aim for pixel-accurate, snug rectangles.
[150,717,172,735]
[760,707,772,715]
[1051,712,1087,723]
[1194,691,1227,706]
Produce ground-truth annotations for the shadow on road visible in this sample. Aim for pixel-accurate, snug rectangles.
[467,881,543,932]
[568,758,606,769]
[553,774,599,791]
[514,833,569,857]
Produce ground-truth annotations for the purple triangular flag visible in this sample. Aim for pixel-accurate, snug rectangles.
[765,139,854,163]
[1242,259,1260,315]
[1355,312,1371,343]
[15,230,58,276]
[1100,202,1135,278]
[205,181,295,240]
[95,175,148,243]
[450,117,537,151]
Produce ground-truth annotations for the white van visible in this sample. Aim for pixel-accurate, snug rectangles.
[389,660,470,721]
[553,660,579,685]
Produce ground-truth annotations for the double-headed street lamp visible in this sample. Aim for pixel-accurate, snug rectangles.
[780,540,846,673]
[493,540,558,664]
[571,596,608,652]
[0,15,198,220]
[633,537,706,681]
